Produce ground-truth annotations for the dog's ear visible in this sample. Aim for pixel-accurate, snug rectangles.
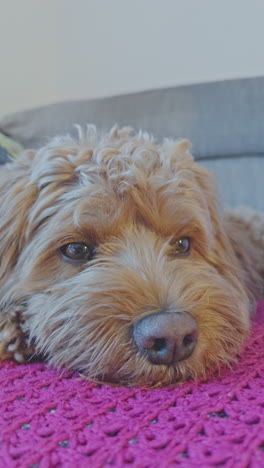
[0,151,38,281]
[0,136,86,283]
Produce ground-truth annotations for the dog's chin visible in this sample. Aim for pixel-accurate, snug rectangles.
[76,366,190,388]
[75,348,240,388]
[73,363,209,388]
[43,336,238,388]
[25,292,249,388]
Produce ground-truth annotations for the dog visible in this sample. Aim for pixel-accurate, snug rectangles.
[0,126,263,387]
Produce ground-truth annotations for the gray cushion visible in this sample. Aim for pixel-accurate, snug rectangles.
[203,156,264,211]
[1,77,263,209]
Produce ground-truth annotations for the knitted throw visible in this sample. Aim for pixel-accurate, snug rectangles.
[1,301,264,468]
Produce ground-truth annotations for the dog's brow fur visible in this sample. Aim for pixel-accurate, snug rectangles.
[0,125,263,387]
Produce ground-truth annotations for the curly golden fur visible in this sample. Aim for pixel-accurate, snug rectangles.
[0,126,263,386]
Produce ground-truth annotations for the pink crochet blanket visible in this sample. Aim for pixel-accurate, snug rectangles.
[1,301,264,468]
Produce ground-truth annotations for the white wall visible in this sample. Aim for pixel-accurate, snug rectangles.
[55,0,264,101]
[0,0,57,118]
[1,0,264,118]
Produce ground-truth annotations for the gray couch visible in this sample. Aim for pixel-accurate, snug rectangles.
[1,77,263,210]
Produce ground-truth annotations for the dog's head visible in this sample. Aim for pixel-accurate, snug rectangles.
[0,126,251,386]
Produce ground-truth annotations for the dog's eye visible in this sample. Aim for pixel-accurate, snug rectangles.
[175,237,191,255]
[60,243,96,263]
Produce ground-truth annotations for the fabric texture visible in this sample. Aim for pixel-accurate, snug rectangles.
[1,300,264,468]
[1,77,264,210]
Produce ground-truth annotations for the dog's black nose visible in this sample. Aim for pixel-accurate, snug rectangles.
[133,311,198,365]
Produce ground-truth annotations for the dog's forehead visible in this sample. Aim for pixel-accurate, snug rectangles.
[30,128,214,241]
[54,171,211,243]
[32,128,194,193]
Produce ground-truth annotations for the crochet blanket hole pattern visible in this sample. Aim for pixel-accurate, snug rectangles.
[0,300,264,468]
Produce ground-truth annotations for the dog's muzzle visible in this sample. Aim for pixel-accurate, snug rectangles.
[132,311,198,365]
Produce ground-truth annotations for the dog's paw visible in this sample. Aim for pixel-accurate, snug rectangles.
[0,308,30,363]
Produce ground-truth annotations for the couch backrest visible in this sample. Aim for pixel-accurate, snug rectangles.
[1,77,263,209]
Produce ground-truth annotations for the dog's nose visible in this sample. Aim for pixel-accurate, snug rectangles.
[133,311,198,365]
